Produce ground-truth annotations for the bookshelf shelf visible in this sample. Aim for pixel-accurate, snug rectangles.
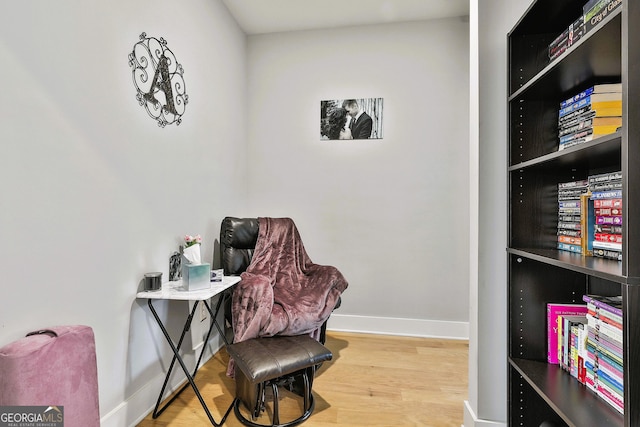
[507,1,640,425]
[507,248,631,284]
[509,358,624,427]
[507,133,621,172]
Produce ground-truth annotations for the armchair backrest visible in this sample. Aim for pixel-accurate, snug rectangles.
[220,217,259,275]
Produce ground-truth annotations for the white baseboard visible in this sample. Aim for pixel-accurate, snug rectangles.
[327,313,469,340]
[463,400,507,427]
[100,369,184,427]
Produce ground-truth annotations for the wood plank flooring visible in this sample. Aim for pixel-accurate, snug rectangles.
[136,331,468,427]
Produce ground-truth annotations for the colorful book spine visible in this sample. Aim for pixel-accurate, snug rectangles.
[558,222,581,230]
[560,87,595,108]
[578,323,588,384]
[597,385,624,414]
[583,294,623,317]
[559,200,581,208]
[558,242,582,253]
[591,181,623,192]
[560,84,622,108]
[587,303,623,329]
[594,207,622,216]
[585,358,597,393]
[558,179,589,189]
[595,224,623,233]
[593,248,623,261]
[560,315,587,371]
[588,338,623,367]
[559,97,592,117]
[593,198,622,208]
[547,303,588,364]
[591,189,623,199]
[583,293,624,413]
[594,233,622,243]
[589,332,624,361]
[593,355,624,385]
[588,316,623,343]
[584,0,623,34]
[558,229,581,237]
[558,235,582,245]
[570,323,588,379]
[560,129,593,144]
[595,215,623,225]
[589,171,623,185]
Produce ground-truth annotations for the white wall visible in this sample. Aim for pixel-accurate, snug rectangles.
[464,1,532,426]
[0,1,247,425]
[244,19,471,337]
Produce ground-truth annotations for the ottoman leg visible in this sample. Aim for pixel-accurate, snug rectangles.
[271,382,280,426]
[302,370,311,413]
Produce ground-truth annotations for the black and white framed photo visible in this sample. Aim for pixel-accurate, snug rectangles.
[320,98,383,140]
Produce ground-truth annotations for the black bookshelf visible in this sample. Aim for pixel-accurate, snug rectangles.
[507,1,640,426]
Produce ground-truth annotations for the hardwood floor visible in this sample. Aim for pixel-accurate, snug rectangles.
[136,331,468,427]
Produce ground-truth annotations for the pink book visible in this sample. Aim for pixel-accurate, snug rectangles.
[547,303,588,364]
[597,384,625,414]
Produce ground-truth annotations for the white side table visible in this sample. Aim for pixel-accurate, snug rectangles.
[137,276,241,425]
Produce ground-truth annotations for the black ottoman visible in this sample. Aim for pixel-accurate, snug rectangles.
[226,335,333,427]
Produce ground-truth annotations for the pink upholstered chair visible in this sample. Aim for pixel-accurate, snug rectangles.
[0,325,100,427]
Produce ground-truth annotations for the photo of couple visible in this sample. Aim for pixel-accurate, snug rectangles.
[320,98,383,140]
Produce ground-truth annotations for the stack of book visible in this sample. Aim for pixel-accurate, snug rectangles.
[583,294,624,414]
[584,0,623,34]
[557,179,589,253]
[546,296,625,414]
[590,171,623,261]
[547,0,622,64]
[558,83,622,151]
[548,16,584,61]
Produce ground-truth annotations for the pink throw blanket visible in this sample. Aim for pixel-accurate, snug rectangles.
[227,217,348,375]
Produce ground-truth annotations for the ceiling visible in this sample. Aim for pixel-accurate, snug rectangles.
[221,0,470,35]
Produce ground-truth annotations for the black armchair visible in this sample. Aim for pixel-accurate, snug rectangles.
[219,216,340,345]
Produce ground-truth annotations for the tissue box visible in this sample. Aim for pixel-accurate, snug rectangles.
[182,263,210,291]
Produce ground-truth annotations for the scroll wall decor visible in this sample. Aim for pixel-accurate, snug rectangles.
[128,33,188,127]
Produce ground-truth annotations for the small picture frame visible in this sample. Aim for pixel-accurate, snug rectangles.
[320,98,384,140]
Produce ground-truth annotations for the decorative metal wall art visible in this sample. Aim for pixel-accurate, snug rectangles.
[128,33,188,127]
